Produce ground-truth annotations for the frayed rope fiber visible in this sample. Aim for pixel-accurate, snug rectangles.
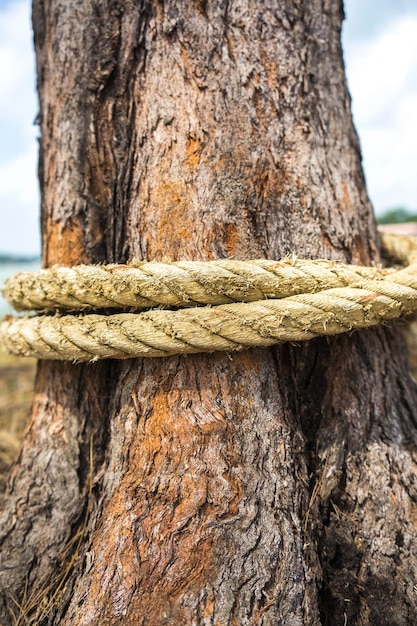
[1,233,417,362]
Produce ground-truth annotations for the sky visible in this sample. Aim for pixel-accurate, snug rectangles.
[0,1,416,256]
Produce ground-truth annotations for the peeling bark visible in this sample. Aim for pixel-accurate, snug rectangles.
[1,1,417,624]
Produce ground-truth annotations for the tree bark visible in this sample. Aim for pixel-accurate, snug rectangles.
[1,1,417,624]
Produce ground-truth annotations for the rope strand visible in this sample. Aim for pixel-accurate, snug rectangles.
[1,233,416,361]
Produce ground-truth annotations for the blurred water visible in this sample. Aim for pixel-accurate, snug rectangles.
[0,262,40,317]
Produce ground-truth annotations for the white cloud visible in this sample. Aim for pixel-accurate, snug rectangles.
[344,15,417,213]
[0,0,39,255]
[0,143,40,255]
[0,142,38,204]
[0,0,37,148]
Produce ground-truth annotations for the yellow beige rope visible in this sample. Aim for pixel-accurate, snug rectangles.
[0,255,403,313]
[1,233,416,362]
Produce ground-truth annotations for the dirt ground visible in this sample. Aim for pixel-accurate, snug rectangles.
[0,351,36,483]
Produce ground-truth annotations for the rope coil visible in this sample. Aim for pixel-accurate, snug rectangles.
[1,233,416,362]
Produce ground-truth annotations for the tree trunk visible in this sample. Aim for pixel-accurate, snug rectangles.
[1,1,417,624]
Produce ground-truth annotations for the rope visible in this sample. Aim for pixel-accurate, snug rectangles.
[1,233,416,362]
[0,254,404,313]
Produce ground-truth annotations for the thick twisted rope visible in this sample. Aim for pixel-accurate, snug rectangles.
[1,233,416,361]
[0,254,403,313]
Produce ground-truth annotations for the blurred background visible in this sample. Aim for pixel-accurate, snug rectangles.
[0,0,416,479]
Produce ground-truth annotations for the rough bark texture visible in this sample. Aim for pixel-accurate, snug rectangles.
[1,1,417,624]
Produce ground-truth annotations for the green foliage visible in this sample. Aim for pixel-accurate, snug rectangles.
[0,255,40,264]
[377,208,417,224]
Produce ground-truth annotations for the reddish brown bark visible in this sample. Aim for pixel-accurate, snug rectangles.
[1,1,417,624]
